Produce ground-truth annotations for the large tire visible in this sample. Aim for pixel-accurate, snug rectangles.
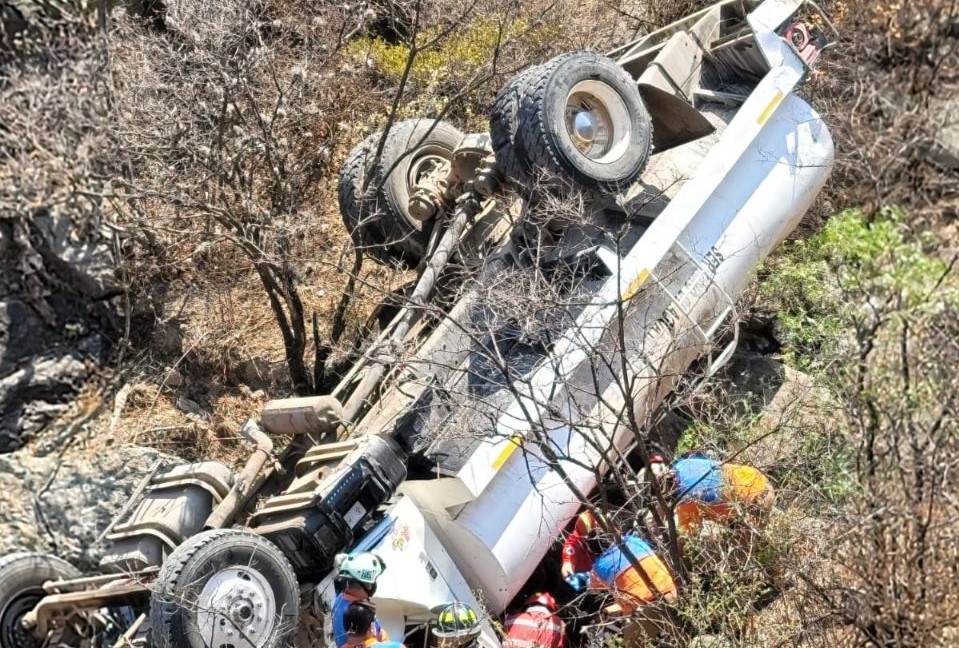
[516,51,652,195]
[338,119,464,267]
[150,529,300,648]
[489,65,540,186]
[338,131,382,258]
[0,553,81,648]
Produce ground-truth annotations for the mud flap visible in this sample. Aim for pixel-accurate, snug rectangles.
[639,83,716,153]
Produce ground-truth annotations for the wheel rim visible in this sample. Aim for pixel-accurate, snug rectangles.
[195,567,277,648]
[564,80,632,165]
[403,144,452,225]
[0,590,43,648]
[406,147,451,190]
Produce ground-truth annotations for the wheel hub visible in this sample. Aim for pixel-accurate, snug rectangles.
[407,152,452,222]
[13,615,40,648]
[196,567,276,648]
[572,110,598,144]
[564,80,632,164]
[229,600,254,624]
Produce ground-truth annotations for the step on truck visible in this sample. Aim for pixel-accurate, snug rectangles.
[0,1,834,647]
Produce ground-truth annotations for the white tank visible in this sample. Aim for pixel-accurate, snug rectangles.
[409,91,834,613]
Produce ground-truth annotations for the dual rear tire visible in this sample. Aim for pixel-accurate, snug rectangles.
[338,51,652,267]
[491,51,652,195]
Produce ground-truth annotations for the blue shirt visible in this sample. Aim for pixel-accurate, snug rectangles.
[591,534,655,583]
[673,456,723,504]
[332,593,386,648]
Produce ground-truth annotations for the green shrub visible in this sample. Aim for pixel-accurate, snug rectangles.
[774,428,857,508]
[347,18,537,89]
[760,207,952,373]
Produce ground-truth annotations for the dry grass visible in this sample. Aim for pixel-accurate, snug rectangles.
[21,0,637,460]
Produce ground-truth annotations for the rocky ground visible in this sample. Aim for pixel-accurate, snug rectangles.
[0,445,178,569]
[0,215,118,454]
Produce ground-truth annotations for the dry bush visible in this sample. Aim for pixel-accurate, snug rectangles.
[2,0,642,456]
[806,0,958,224]
[103,0,377,394]
[739,209,959,647]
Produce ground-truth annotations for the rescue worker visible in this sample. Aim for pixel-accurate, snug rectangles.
[589,533,677,645]
[343,601,406,648]
[589,532,677,614]
[332,552,389,648]
[432,602,482,648]
[560,510,600,579]
[643,453,775,534]
[502,593,566,648]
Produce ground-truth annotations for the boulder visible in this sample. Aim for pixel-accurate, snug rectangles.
[235,355,287,390]
[0,445,180,569]
[0,350,91,453]
[0,214,118,453]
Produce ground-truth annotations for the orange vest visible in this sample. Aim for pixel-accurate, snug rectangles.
[589,535,677,614]
[675,463,771,531]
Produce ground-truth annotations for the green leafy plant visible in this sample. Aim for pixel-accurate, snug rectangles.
[761,207,952,372]
[348,18,534,87]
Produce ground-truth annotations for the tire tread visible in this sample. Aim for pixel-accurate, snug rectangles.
[516,51,652,195]
[150,529,300,648]
[489,66,540,185]
[338,132,382,250]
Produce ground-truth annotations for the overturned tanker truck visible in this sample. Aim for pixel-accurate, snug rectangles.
[0,1,834,647]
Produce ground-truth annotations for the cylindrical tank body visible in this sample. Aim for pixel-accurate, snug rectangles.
[435,93,834,613]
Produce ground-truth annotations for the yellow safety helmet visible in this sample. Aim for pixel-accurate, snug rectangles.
[432,602,481,640]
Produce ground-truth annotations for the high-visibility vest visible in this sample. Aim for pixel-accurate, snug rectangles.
[589,534,676,614]
[673,456,772,531]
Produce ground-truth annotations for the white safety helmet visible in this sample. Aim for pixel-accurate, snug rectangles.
[334,552,386,586]
[649,455,668,477]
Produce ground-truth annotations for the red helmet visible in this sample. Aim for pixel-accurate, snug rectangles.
[526,592,557,611]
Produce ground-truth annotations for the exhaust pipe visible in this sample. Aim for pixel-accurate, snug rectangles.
[204,419,273,530]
